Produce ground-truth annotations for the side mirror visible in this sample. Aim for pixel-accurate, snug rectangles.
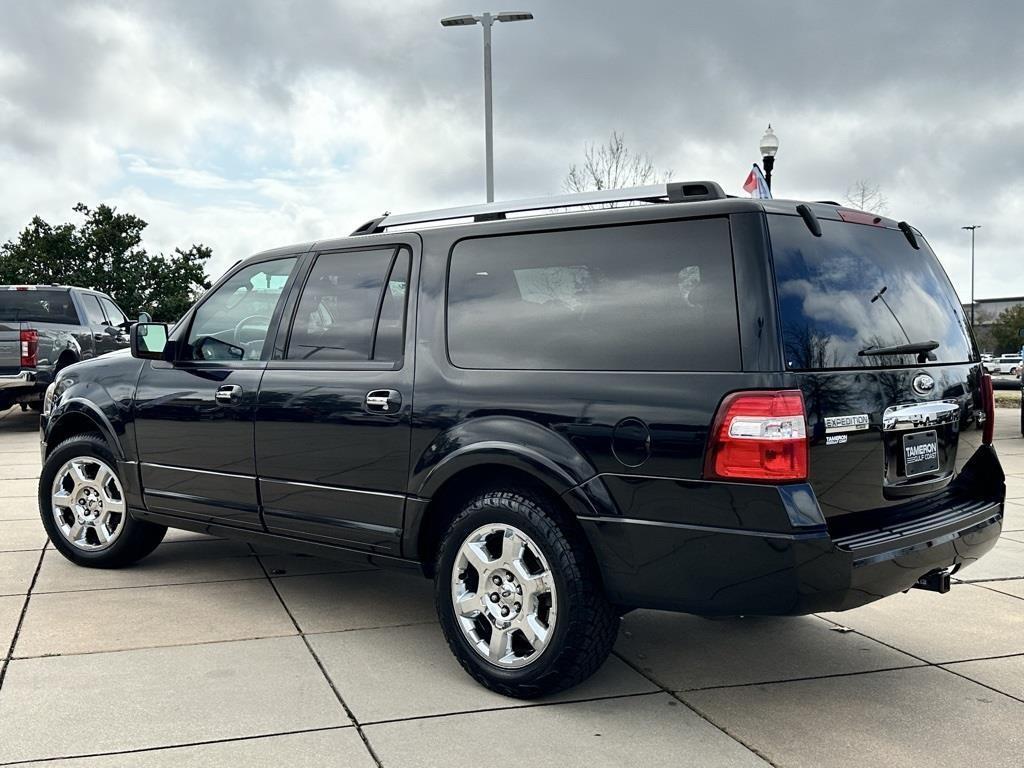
[130,322,170,360]
[138,311,153,324]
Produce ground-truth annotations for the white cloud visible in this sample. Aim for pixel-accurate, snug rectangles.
[0,0,1021,303]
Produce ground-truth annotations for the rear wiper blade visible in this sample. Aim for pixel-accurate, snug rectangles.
[858,340,940,357]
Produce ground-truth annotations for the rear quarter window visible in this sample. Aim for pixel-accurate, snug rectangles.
[0,290,78,323]
[446,218,740,371]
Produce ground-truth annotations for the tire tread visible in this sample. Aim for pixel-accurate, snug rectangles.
[39,434,165,568]
[435,487,618,698]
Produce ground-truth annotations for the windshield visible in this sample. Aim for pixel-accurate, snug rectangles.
[769,215,974,371]
[0,289,78,323]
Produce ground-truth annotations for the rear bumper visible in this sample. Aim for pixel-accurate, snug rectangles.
[580,498,1002,615]
[0,370,38,389]
[578,441,1007,616]
[0,370,46,407]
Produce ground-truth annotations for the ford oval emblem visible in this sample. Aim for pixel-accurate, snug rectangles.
[912,373,936,396]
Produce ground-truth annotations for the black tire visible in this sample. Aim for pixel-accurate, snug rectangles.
[434,487,618,698]
[39,434,166,568]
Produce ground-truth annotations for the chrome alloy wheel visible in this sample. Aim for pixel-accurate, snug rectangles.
[50,456,126,551]
[451,523,558,669]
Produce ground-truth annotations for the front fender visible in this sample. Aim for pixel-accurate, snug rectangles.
[45,397,125,461]
[412,416,597,500]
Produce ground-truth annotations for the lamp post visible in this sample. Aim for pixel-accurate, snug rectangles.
[441,11,534,203]
[759,124,779,190]
[962,225,981,327]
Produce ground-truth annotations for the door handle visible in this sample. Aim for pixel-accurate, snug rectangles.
[215,384,243,404]
[365,389,402,413]
[93,333,105,341]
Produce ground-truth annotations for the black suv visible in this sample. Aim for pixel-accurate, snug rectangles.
[39,182,1005,697]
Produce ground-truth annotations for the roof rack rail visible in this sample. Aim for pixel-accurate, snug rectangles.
[350,180,726,235]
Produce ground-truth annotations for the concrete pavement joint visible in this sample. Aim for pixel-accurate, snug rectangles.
[25,562,375,597]
[669,662,929,694]
[0,725,354,767]
[358,690,664,728]
[7,619,443,661]
[0,547,46,691]
[973,582,1024,601]
[811,615,1024,705]
[610,650,781,768]
[955,575,1024,584]
[254,547,384,768]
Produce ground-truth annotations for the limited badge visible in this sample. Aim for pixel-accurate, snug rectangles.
[824,414,870,434]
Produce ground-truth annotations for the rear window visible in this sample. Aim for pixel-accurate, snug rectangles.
[447,219,740,371]
[769,215,974,370]
[0,289,78,324]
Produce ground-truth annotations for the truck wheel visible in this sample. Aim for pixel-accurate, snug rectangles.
[39,434,166,568]
[435,488,618,698]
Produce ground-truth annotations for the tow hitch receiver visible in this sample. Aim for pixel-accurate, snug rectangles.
[913,569,952,594]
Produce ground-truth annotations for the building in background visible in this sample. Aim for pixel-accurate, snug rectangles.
[964,295,1024,354]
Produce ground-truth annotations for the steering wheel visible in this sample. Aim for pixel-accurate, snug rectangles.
[233,314,270,347]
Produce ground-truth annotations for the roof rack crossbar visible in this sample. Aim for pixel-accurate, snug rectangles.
[352,181,726,234]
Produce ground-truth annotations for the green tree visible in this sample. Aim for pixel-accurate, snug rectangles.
[989,304,1024,354]
[0,203,211,321]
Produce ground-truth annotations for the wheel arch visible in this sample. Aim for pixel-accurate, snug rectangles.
[45,400,124,461]
[409,456,602,579]
[55,348,80,371]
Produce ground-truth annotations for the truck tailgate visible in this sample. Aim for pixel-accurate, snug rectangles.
[0,322,23,376]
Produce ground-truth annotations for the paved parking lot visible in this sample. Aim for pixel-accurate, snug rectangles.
[1,406,1022,767]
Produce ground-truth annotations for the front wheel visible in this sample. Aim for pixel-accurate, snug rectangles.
[435,488,618,698]
[39,434,166,568]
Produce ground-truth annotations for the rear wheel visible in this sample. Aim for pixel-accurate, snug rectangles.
[434,488,618,698]
[39,434,165,567]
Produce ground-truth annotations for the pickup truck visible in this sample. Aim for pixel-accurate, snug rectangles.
[0,285,133,411]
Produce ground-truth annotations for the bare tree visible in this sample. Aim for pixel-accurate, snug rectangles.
[844,180,889,214]
[564,131,672,193]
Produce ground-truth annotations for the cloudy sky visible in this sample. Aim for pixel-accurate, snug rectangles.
[1,0,1021,299]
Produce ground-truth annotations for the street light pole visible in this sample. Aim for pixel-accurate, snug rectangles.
[963,225,981,327]
[441,11,534,203]
[759,124,779,191]
[482,13,494,203]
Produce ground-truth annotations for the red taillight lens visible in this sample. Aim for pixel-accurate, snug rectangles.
[980,373,995,445]
[704,390,809,482]
[20,329,38,368]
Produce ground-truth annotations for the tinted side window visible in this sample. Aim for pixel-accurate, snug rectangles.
[186,257,297,361]
[0,290,78,323]
[99,296,127,326]
[287,248,398,362]
[447,219,739,371]
[372,250,410,362]
[81,295,107,325]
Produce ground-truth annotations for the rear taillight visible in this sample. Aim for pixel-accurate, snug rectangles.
[980,373,995,445]
[704,390,809,482]
[20,329,38,368]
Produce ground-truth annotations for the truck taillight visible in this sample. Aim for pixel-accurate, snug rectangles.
[20,329,38,368]
[980,373,995,445]
[704,390,809,482]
